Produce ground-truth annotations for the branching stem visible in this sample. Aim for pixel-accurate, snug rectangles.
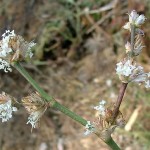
[13,62,121,150]
[13,62,87,126]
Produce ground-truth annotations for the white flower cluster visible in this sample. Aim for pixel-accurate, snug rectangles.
[0,30,15,57]
[116,10,150,88]
[0,30,36,72]
[94,100,106,116]
[116,60,150,88]
[116,60,136,77]
[123,10,146,30]
[0,30,15,73]
[84,121,95,135]
[0,92,17,122]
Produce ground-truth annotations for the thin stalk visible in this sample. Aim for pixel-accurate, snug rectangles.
[13,62,121,150]
[112,25,135,122]
[111,83,128,123]
[130,24,135,57]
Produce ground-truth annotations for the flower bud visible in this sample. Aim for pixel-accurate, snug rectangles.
[135,14,146,26]
[134,44,145,56]
[129,10,139,23]
[125,41,131,53]
[123,22,130,30]
[136,28,144,36]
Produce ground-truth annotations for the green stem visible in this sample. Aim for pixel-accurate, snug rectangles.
[13,62,121,150]
[105,137,121,150]
[13,62,54,101]
[13,62,87,126]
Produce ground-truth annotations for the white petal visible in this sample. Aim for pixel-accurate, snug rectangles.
[135,15,146,26]
[129,10,139,23]
[123,22,130,30]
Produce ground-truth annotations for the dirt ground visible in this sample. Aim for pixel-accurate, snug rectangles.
[0,0,150,150]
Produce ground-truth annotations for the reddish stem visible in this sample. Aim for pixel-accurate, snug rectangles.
[112,83,128,123]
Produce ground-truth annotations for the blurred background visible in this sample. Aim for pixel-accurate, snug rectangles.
[0,0,150,149]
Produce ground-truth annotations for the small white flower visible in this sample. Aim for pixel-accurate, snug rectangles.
[125,41,131,53]
[129,10,139,23]
[27,111,41,128]
[116,60,136,77]
[94,100,106,116]
[26,107,46,129]
[94,105,105,112]
[135,14,146,26]
[0,92,17,122]
[123,10,146,31]
[84,121,95,135]
[123,22,130,30]
[128,10,146,26]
